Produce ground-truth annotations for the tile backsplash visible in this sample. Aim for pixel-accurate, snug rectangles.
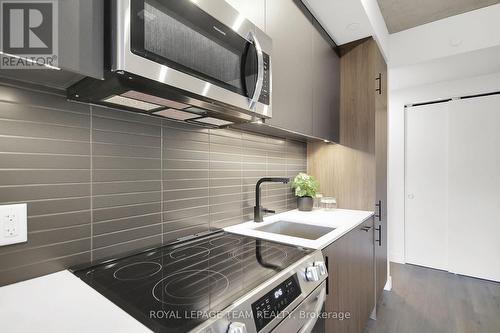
[0,82,307,286]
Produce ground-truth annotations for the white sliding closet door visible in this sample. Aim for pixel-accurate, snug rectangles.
[448,95,500,282]
[405,103,449,271]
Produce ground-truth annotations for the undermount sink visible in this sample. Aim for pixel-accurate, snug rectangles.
[255,220,335,240]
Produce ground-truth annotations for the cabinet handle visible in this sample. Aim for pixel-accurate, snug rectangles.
[375,225,382,246]
[361,226,372,232]
[325,256,329,295]
[375,73,382,95]
[375,200,382,221]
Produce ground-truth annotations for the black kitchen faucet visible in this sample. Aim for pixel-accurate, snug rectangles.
[254,177,290,222]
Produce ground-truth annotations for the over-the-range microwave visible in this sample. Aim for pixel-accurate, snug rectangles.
[69,0,272,127]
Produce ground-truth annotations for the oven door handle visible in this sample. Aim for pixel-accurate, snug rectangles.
[298,286,327,333]
[248,32,264,110]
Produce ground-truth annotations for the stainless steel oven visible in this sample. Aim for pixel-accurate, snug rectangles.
[113,0,271,118]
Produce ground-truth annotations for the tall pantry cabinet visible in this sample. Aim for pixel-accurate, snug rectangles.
[307,37,388,326]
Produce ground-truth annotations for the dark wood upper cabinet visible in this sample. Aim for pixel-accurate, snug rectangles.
[265,0,314,136]
[231,0,340,141]
[312,19,340,142]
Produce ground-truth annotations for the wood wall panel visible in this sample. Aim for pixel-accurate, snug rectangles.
[307,38,379,211]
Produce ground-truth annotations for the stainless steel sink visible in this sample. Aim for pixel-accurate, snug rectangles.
[255,221,335,240]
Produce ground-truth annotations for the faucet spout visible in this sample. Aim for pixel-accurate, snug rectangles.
[254,177,290,222]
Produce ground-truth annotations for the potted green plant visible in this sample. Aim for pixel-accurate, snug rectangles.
[292,173,319,211]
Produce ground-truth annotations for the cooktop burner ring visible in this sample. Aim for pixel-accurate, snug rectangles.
[169,245,211,261]
[152,269,230,305]
[208,235,242,247]
[113,262,162,281]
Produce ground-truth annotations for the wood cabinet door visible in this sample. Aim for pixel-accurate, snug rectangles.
[357,218,375,332]
[373,43,388,303]
[323,230,358,333]
[312,19,340,142]
[265,0,313,135]
[323,218,375,333]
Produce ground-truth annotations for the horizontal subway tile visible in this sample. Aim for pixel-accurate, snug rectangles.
[92,181,160,195]
[92,224,162,249]
[164,197,209,211]
[93,213,162,236]
[0,153,90,169]
[92,156,160,170]
[93,192,161,209]
[164,179,209,190]
[0,170,90,186]
[0,120,90,141]
[163,206,209,222]
[27,198,90,216]
[164,159,208,170]
[93,202,161,223]
[0,101,90,127]
[163,148,209,161]
[163,188,209,201]
[92,235,162,262]
[0,137,90,155]
[0,184,90,202]
[93,169,161,182]
[28,211,91,231]
[92,130,160,147]
[92,143,160,159]
[92,116,161,137]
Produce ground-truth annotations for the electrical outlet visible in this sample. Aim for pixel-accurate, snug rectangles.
[0,204,27,246]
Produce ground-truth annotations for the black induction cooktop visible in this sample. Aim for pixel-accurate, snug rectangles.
[73,231,312,333]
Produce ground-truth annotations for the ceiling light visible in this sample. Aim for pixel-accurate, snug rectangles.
[121,90,189,109]
[102,95,163,111]
[153,109,200,121]
[192,117,234,126]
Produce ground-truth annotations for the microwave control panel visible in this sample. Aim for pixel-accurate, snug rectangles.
[258,53,270,106]
[251,274,301,332]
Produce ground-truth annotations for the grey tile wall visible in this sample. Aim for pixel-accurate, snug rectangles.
[0,81,307,286]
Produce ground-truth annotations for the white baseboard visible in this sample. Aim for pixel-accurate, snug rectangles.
[384,275,392,291]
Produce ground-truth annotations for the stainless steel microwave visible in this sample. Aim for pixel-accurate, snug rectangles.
[69,0,272,126]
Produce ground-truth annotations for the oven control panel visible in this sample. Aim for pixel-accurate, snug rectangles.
[251,274,301,332]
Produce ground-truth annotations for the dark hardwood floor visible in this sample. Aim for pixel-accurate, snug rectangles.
[364,262,500,333]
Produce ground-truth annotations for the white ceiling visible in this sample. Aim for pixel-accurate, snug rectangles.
[377,0,500,33]
[302,0,373,45]
[390,45,500,91]
[390,4,500,66]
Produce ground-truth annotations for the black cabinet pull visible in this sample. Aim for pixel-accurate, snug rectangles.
[361,226,372,232]
[375,225,382,246]
[375,73,382,94]
[325,256,329,295]
[375,200,382,221]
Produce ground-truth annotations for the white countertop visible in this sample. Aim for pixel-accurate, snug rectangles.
[224,208,374,249]
[0,270,151,333]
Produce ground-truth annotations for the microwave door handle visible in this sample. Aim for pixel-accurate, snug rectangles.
[298,286,327,333]
[248,32,264,109]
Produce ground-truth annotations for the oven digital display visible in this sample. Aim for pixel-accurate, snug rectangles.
[251,274,302,332]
